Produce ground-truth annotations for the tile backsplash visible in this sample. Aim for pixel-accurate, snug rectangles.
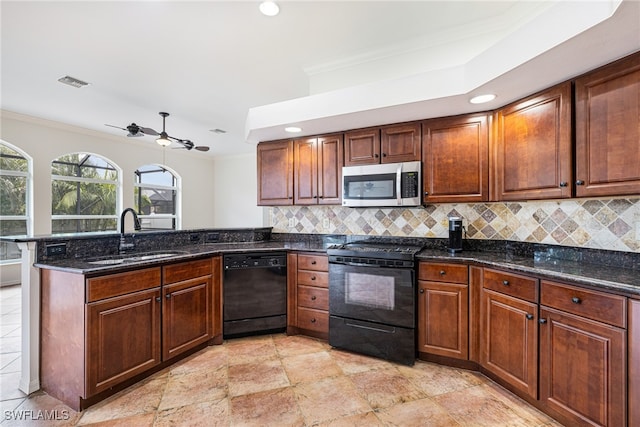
[269,198,640,253]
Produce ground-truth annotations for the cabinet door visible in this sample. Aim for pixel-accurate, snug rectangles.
[493,82,572,201]
[317,134,343,205]
[480,289,538,398]
[344,128,380,166]
[380,122,421,163]
[418,281,469,360]
[257,140,293,205]
[575,52,640,197]
[163,276,211,360]
[422,114,488,203]
[539,307,626,427]
[294,137,318,205]
[87,288,161,396]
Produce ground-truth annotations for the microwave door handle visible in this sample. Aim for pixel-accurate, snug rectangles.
[396,163,402,205]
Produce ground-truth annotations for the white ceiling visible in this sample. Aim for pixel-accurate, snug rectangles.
[2,1,639,157]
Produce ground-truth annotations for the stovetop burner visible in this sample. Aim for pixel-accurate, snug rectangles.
[327,241,424,262]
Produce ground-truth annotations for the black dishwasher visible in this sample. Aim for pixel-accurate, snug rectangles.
[223,252,287,338]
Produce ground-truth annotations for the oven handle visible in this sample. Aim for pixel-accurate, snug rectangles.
[396,163,402,205]
[345,320,396,334]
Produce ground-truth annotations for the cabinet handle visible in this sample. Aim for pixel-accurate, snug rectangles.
[311,295,317,300]
[572,296,582,304]
[311,260,316,265]
[374,154,379,158]
[424,191,429,196]
[156,297,161,302]
[165,294,171,299]
[439,270,446,276]
[313,195,318,199]
[526,313,534,320]
[382,153,387,157]
[559,181,568,187]
[310,318,316,323]
[502,280,510,286]
[419,289,425,294]
[576,180,585,186]
[311,276,316,281]
[539,318,547,324]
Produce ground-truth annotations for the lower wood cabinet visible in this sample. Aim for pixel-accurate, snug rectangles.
[287,252,329,339]
[40,257,217,411]
[417,262,469,360]
[480,269,539,399]
[539,280,627,427]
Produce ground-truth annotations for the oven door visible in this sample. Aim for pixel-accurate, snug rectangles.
[328,262,415,328]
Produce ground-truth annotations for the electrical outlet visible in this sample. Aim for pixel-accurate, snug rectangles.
[190,234,201,242]
[206,232,220,243]
[323,218,330,229]
[288,218,295,227]
[46,243,67,256]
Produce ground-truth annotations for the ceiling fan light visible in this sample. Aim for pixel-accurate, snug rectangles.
[156,133,172,147]
[259,1,279,16]
[469,94,496,104]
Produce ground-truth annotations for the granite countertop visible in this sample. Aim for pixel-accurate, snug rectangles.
[416,249,640,297]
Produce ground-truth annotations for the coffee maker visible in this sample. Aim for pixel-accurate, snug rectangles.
[447,216,463,254]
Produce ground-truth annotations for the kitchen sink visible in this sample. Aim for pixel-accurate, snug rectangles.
[86,251,188,265]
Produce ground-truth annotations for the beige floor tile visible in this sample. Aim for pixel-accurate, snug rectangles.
[225,335,278,365]
[75,413,155,427]
[281,351,342,384]
[349,367,427,409]
[293,376,371,425]
[169,345,228,376]
[154,398,229,427]
[228,359,290,397]
[328,348,394,374]
[375,398,462,427]
[317,410,384,427]
[159,367,227,410]
[273,333,327,357]
[230,386,304,427]
[483,380,557,426]
[3,391,81,427]
[397,360,484,397]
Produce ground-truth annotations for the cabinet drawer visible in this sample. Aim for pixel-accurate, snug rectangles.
[87,267,161,302]
[298,285,328,310]
[163,258,212,284]
[297,270,328,288]
[297,254,328,272]
[540,280,626,328]
[297,307,329,333]
[419,263,468,284]
[483,268,538,303]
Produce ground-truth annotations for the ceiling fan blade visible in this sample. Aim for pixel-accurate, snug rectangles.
[105,124,127,131]
[138,126,159,136]
[195,146,210,152]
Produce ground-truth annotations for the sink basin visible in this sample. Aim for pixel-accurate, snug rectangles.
[87,251,187,265]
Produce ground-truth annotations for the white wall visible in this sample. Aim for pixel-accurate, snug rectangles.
[211,153,265,227]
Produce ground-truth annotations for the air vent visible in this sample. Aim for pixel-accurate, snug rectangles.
[57,75,89,88]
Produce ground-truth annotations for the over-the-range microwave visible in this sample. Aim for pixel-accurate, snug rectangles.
[342,161,421,207]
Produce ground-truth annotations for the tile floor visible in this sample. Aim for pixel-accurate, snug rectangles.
[0,284,564,426]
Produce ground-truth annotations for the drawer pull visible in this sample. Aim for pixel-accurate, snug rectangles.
[576,180,585,186]
[165,294,171,299]
[311,276,316,281]
[310,318,316,323]
[539,318,547,324]
[311,260,316,265]
[572,296,582,304]
[156,297,161,302]
[439,270,446,276]
[502,280,510,286]
[559,181,568,187]
[419,289,425,294]
[525,313,534,320]
[311,295,316,301]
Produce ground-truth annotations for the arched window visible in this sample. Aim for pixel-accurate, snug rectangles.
[51,153,120,233]
[0,141,32,262]
[134,164,180,230]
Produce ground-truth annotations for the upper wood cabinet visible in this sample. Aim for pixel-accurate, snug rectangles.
[422,113,489,203]
[294,134,343,205]
[575,52,640,197]
[257,140,293,205]
[344,123,421,166]
[493,82,572,201]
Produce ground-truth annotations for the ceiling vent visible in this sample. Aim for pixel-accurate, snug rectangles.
[57,75,89,88]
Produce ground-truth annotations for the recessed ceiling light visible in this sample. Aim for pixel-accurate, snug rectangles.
[469,94,496,104]
[259,1,279,16]
[57,75,90,88]
[285,126,302,133]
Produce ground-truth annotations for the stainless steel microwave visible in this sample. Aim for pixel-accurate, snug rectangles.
[342,161,421,207]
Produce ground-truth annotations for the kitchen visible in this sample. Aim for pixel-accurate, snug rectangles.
[1,1,640,426]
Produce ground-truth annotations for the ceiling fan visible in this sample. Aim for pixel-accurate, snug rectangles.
[105,112,210,152]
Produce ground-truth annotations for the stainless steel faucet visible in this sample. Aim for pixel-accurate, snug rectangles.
[119,208,141,253]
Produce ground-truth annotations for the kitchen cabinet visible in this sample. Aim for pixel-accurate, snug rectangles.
[480,268,539,399]
[257,140,294,205]
[539,280,627,427]
[492,82,572,201]
[417,262,469,360]
[630,299,640,427]
[40,257,216,411]
[294,134,343,205]
[422,113,489,203]
[162,259,213,360]
[287,252,329,339]
[575,51,640,197]
[344,123,420,166]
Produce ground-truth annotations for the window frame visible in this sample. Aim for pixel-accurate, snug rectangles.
[133,164,181,230]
